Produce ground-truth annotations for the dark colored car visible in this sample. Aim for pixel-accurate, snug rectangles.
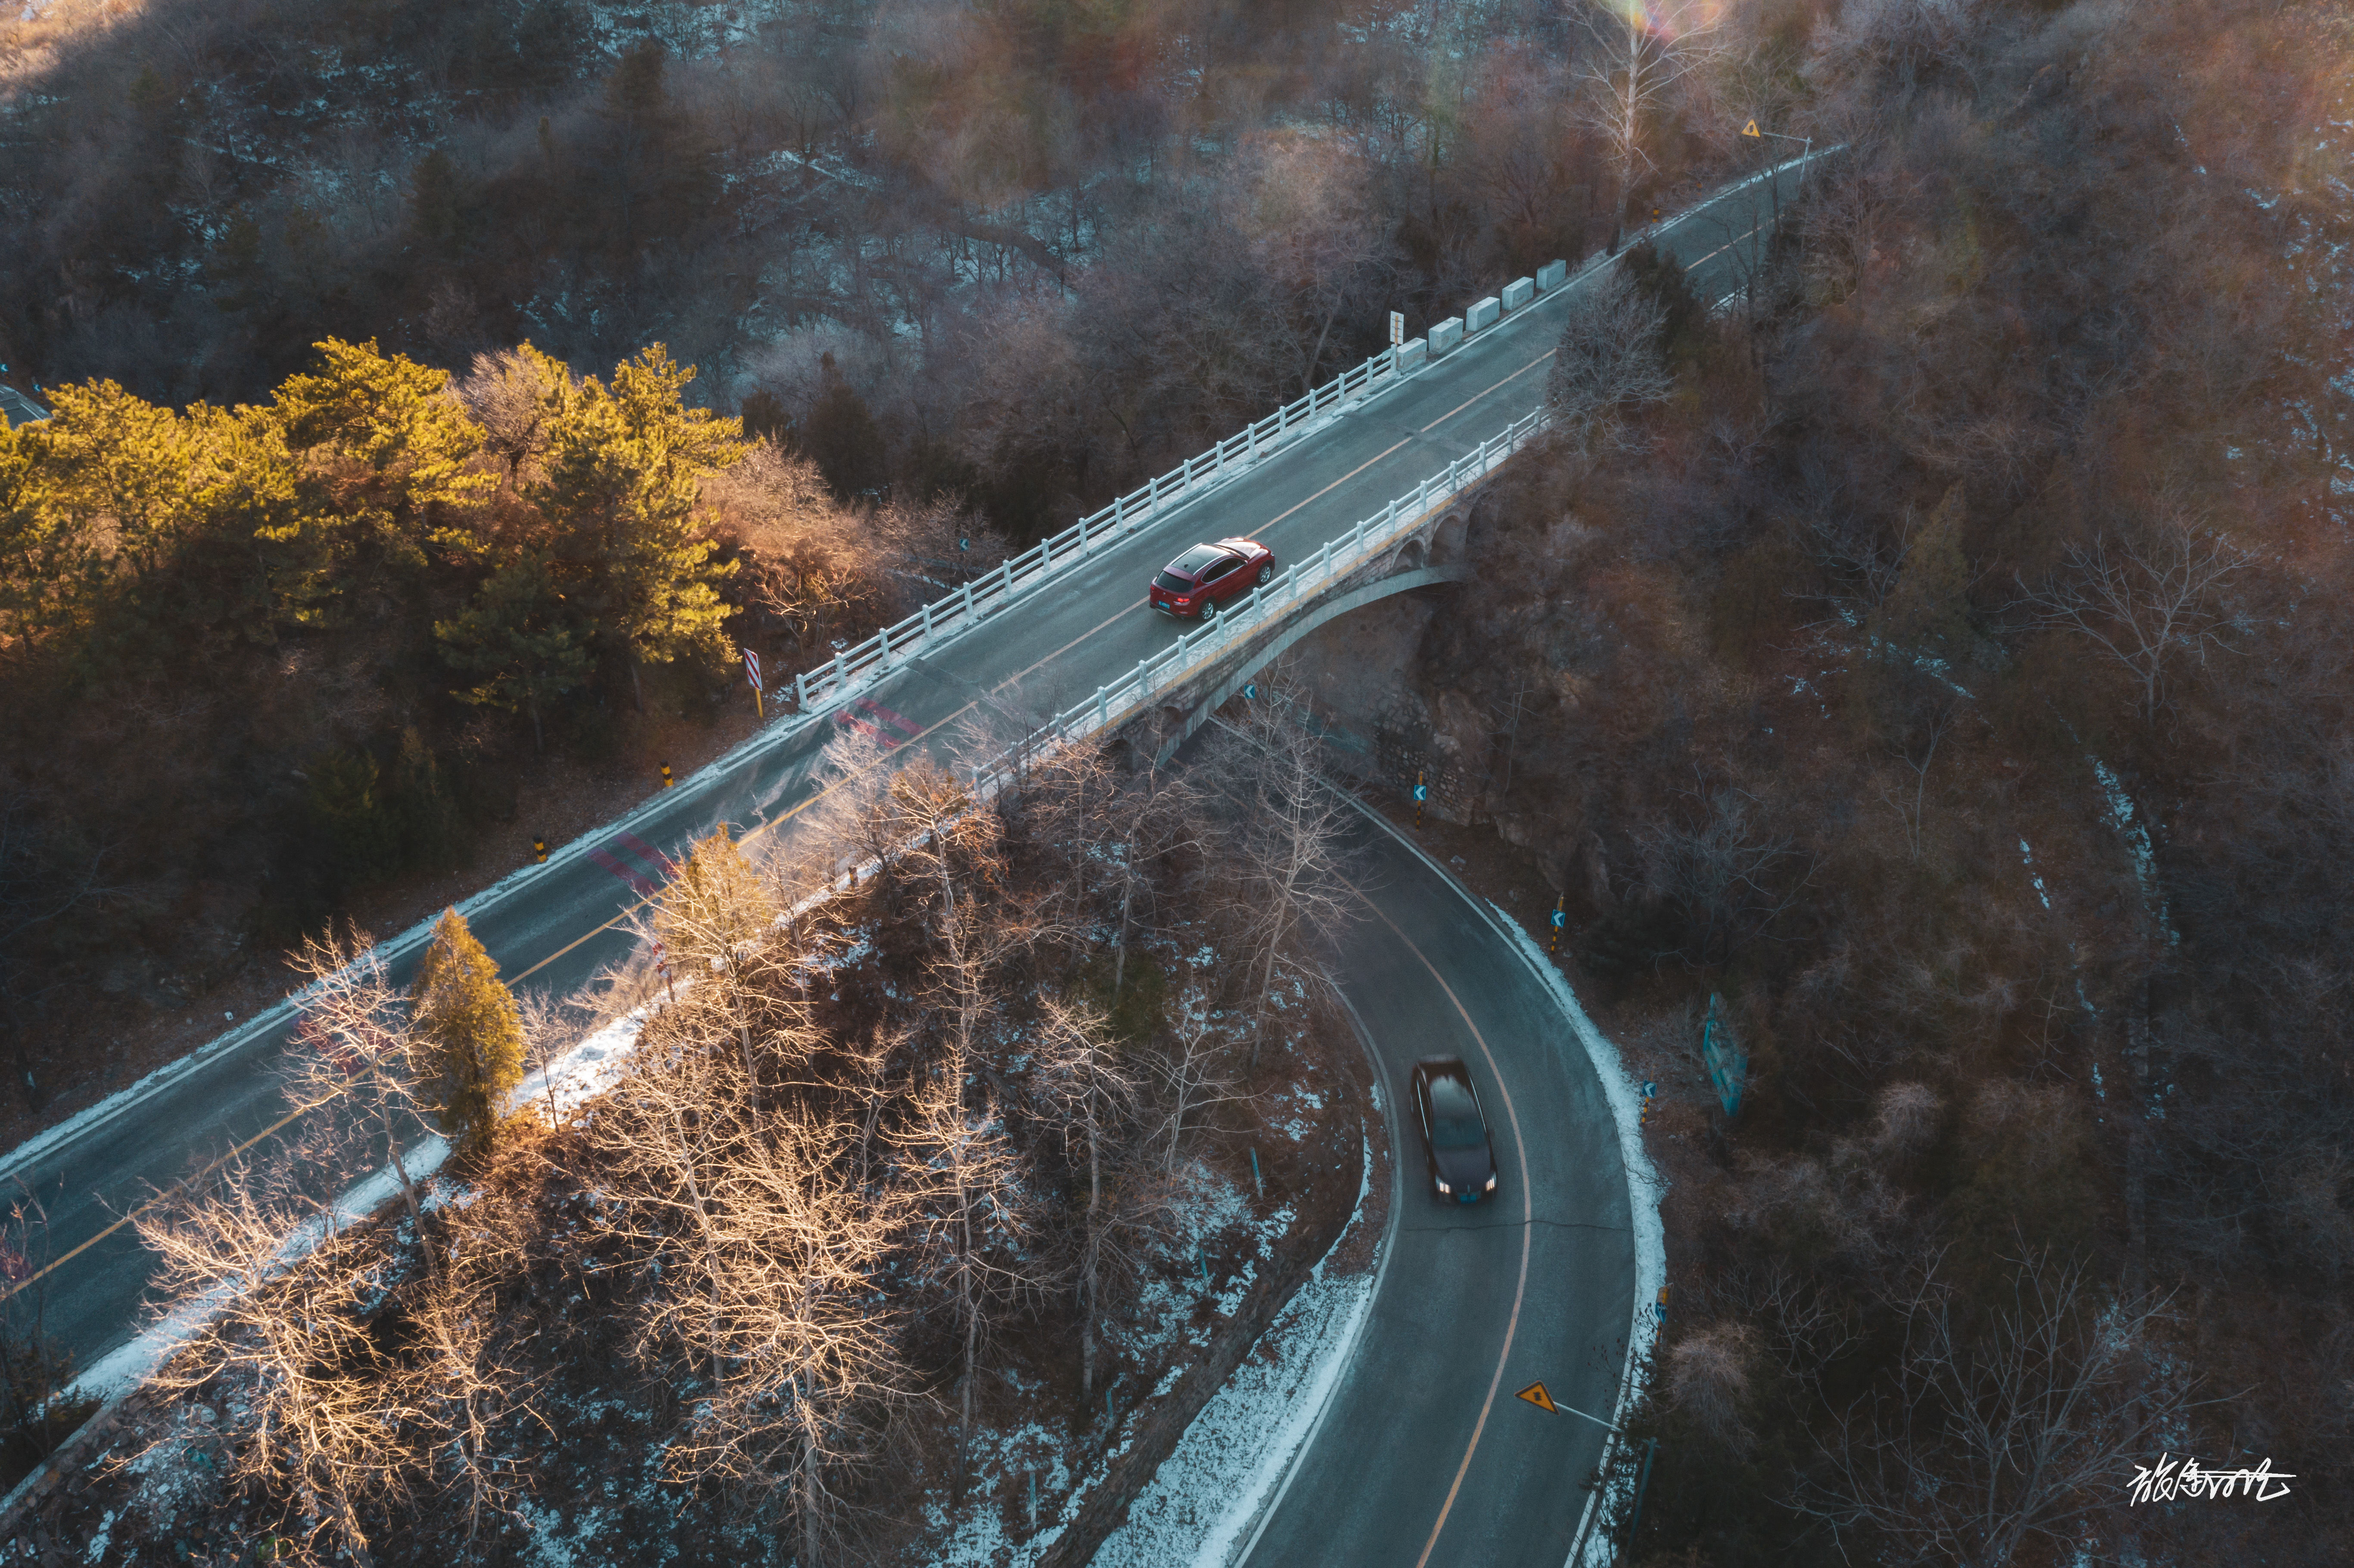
[1149,537,1276,618]
[1411,1058,1499,1204]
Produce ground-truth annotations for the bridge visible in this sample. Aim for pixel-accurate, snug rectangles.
[0,149,1826,1557]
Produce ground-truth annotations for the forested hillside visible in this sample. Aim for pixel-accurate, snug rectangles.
[1361,2,2352,1562]
[0,0,1728,1131]
[3,0,2352,1561]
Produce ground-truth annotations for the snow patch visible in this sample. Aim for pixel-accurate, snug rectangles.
[1491,911,1666,1566]
[67,1002,648,1404]
[1094,1134,1381,1568]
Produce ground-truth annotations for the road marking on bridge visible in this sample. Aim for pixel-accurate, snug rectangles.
[588,847,661,896]
[613,832,676,876]
[1418,349,1555,435]
[835,696,924,747]
[1257,437,1413,530]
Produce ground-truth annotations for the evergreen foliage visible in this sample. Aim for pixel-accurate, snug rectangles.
[435,553,595,753]
[409,908,526,1157]
[528,344,745,691]
[1868,484,1973,661]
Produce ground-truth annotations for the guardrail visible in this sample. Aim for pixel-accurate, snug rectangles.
[964,402,1553,793]
[791,342,1414,712]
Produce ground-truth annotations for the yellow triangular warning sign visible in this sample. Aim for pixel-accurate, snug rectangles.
[1516,1381,1558,1414]
[1742,119,1762,137]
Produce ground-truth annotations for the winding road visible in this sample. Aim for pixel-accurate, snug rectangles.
[1239,803,1640,1568]
[2,156,1811,1544]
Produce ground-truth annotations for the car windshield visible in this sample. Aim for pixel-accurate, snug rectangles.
[1428,1077,1485,1148]
[1153,571,1192,594]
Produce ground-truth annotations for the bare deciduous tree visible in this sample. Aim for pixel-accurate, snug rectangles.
[1208,686,1357,1062]
[651,829,789,1106]
[1876,700,1956,863]
[452,344,568,476]
[1640,784,1812,964]
[282,927,432,1235]
[1544,268,1674,450]
[1798,1248,2197,1568]
[891,1061,1032,1494]
[1147,1002,1251,1176]
[702,440,888,652]
[2013,516,2255,724]
[1575,0,1727,252]
[135,1142,420,1565]
[587,1015,912,1562]
[1237,132,1399,395]
[1029,996,1156,1400]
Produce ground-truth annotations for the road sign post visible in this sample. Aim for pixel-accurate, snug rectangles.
[1702,993,1747,1118]
[744,648,763,719]
[1623,1437,1661,1556]
[1414,771,1427,829]
[1549,896,1565,953]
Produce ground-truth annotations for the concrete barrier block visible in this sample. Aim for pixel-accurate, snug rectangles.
[1396,338,1428,370]
[1466,296,1501,333]
[1501,277,1535,312]
[1536,258,1567,292]
[1428,317,1464,356]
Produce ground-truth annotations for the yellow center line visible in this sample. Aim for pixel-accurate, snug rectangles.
[1334,881,1534,1568]
[1683,221,1765,273]
[1419,350,1555,434]
[1258,438,1413,530]
[1,1101,311,1303]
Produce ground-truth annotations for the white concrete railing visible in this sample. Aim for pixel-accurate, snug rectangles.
[787,255,1579,716]
[965,402,1552,794]
[791,343,1416,712]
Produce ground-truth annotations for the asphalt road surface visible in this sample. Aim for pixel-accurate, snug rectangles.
[1236,806,1637,1568]
[0,153,1809,1380]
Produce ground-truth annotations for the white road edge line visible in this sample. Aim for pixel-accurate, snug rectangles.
[1227,989,1405,1568]
[1326,800,1665,1568]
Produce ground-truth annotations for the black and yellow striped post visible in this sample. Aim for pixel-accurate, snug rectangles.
[533,837,548,865]
[661,762,674,789]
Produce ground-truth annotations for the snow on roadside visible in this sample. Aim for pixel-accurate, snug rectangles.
[65,1004,650,1405]
[1493,912,1666,1567]
[1090,1133,1380,1568]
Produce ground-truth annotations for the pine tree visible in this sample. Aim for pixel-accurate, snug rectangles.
[0,415,99,659]
[530,344,745,706]
[1869,484,1972,661]
[409,908,526,1157]
[434,552,594,753]
[265,339,496,612]
[28,380,206,580]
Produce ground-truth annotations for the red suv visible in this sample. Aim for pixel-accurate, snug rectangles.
[1149,538,1276,619]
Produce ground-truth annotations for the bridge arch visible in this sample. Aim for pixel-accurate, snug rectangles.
[1431,508,1472,566]
[1150,565,1469,765]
